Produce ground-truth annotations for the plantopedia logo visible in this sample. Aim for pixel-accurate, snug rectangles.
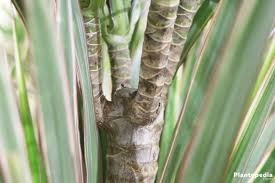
[233,172,273,179]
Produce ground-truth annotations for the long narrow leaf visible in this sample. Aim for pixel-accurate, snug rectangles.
[72,1,99,182]
[11,0,26,25]
[129,0,150,88]
[157,1,232,181]
[225,63,275,182]
[24,0,82,182]
[158,39,202,179]
[235,113,275,183]
[251,35,275,99]
[102,40,112,101]
[177,0,275,182]
[253,148,275,183]
[57,0,83,181]
[12,9,46,182]
[0,48,32,183]
[158,0,275,182]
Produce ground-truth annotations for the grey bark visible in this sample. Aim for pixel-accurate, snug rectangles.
[132,0,179,125]
[108,43,132,91]
[162,0,201,100]
[104,88,164,182]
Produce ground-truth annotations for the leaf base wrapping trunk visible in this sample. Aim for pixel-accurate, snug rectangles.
[103,88,164,182]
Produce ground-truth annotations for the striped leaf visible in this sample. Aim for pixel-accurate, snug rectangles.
[24,0,83,182]
[72,0,100,182]
[0,49,32,183]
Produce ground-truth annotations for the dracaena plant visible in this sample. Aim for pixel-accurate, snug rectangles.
[0,0,274,182]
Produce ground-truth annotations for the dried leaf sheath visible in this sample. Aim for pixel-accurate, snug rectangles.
[163,0,201,98]
[132,0,179,124]
[83,15,104,123]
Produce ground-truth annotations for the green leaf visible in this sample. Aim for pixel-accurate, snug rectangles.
[236,113,275,183]
[12,9,46,183]
[253,148,275,183]
[157,0,275,182]
[251,35,275,100]
[102,40,112,101]
[157,0,237,181]
[80,0,105,11]
[129,0,150,88]
[175,0,275,182]
[0,48,32,183]
[57,0,85,181]
[11,0,26,25]
[100,0,141,45]
[57,0,76,102]
[72,1,99,182]
[108,0,129,35]
[24,0,83,182]
[157,39,202,180]
[225,63,275,183]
